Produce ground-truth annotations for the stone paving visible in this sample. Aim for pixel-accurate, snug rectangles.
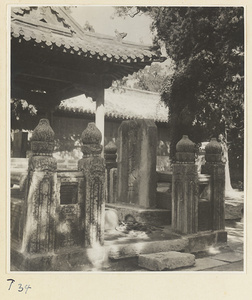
[164,218,244,272]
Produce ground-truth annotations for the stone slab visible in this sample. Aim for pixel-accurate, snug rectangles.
[11,247,95,271]
[108,239,188,260]
[106,203,171,226]
[202,260,244,271]
[138,251,195,271]
[225,200,243,220]
[212,252,243,263]
[182,257,228,271]
[185,232,217,253]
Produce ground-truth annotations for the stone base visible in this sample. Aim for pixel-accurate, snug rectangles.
[11,229,227,271]
[11,247,97,271]
[138,251,195,271]
[107,230,227,260]
[225,200,243,220]
[185,230,227,253]
[107,239,188,260]
[106,203,171,226]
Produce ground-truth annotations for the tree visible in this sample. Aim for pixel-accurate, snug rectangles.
[112,61,174,93]
[114,7,244,178]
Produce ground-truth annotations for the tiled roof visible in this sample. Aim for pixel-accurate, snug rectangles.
[57,88,169,123]
[11,6,161,65]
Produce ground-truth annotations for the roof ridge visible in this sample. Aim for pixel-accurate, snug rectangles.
[11,6,74,33]
[11,6,156,50]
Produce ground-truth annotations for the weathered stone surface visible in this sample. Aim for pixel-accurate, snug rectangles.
[31,119,54,142]
[80,122,102,155]
[108,168,117,203]
[172,163,198,234]
[108,239,188,259]
[212,252,243,263]
[21,119,57,255]
[117,119,157,208]
[216,230,228,243]
[104,141,117,203]
[11,198,24,243]
[205,138,222,162]
[181,257,228,271]
[30,119,55,154]
[104,140,117,154]
[204,163,225,230]
[176,135,195,163]
[106,203,171,226]
[138,251,195,271]
[78,123,105,247]
[55,171,85,249]
[225,200,243,220]
[185,232,217,253]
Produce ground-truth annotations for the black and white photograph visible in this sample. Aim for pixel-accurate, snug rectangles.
[9,5,245,274]
[2,2,250,298]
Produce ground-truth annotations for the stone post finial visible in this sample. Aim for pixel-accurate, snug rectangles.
[30,119,55,156]
[104,141,117,165]
[205,138,222,163]
[175,135,195,163]
[80,122,102,156]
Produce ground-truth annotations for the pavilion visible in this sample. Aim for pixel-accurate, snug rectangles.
[11,6,164,146]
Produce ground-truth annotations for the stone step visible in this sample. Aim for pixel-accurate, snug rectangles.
[107,239,188,260]
[106,230,227,260]
[106,203,171,226]
[138,251,195,271]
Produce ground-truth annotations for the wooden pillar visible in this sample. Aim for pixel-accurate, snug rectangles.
[95,77,105,151]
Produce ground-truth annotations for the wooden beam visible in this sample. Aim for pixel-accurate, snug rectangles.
[12,60,98,87]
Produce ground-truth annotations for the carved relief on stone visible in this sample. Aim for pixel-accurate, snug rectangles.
[29,156,57,172]
[21,119,57,255]
[78,123,105,247]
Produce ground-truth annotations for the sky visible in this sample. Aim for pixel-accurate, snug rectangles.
[71,6,154,45]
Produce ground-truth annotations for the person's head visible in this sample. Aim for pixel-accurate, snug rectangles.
[218,134,225,142]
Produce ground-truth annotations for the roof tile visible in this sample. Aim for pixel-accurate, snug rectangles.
[57,88,168,123]
[11,6,163,68]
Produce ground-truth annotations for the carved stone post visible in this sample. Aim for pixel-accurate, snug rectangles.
[21,119,57,254]
[78,123,105,247]
[104,141,117,203]
[204,138,225,230]
[172,135,198,234]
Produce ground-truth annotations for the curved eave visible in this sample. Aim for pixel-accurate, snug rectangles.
[11,22,164,66]
[55,105,169,124]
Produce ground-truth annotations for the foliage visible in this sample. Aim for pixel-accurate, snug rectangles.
[131,63,173,93]
[11,99,37,121]
[112,62,174,93]
[115,7,244,174]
